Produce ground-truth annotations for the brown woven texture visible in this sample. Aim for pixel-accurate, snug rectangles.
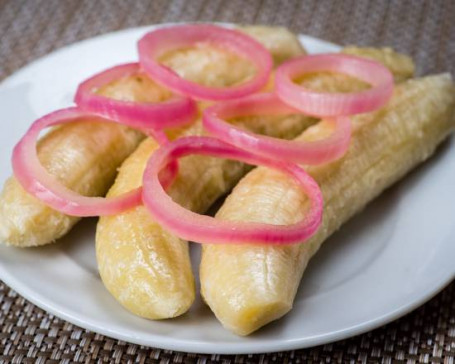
[0,0,454,362]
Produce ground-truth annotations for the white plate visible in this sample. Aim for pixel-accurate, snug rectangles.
[0,24,454,355]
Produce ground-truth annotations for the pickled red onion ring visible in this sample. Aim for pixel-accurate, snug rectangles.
[275,54,394,116]
[142,136,323,245]
[12,108,174,217]
[138,24,273,101]
[203,93,352,165]
[74,63,197,133]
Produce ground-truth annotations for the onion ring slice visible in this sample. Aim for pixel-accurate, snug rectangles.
[203,93,352,165]
[142,136,323,245]
[12,108,175,217]
[275,54,394,116]
[74,63,197,133]
[138,24,273,101]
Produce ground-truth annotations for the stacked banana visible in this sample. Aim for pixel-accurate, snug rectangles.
[95,26,312,319]
[1,25,454,336]
[201,73,455,334]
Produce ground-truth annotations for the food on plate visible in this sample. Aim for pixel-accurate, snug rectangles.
[200,73,455,335]
[237,25,306,65]
[2,22,454,337]
[0,61,196,246]
[96,26,312,319]
[102,43,412,320]
[0,24,292,248]
[0,117,144,247]
[139,24,274,100]
[341,46,415,82]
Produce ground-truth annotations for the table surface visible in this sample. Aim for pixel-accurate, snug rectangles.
[0,0,454,362]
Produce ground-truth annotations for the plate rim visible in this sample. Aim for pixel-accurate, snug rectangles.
[0,261,452,354]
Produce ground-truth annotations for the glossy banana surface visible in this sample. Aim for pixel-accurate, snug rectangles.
[96,26,310,319]
[200,74,455,335]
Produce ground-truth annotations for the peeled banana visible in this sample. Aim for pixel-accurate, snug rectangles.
[96,25,311,320]
[0,121,144,247]
[200,73,455,335]
[96,32,418,321]
[238,26,306,65]
[0,71,190,247]
[0,24,303,248]
[342,46,415,82]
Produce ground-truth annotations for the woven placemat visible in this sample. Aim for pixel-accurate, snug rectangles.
[0,0,454,362]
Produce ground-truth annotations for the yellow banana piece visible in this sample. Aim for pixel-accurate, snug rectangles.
[200,73,455,335]
[95,26,311,320]
[95,43,414,320]
[238,26,306,65]
[0,23,304,248]
[0,74,169,246]
[342,46,415,82]
[295,47,414,92]
[96,35,416,320]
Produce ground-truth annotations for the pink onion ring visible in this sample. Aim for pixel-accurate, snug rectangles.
[203,93,352,165]
[142,136,323,245]
[74,63,197,133]
[138,24,273,101]
[275,54,394,116]
[12,108,175,217]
